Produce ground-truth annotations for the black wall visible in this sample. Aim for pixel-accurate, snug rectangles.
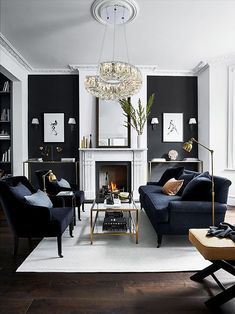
[28,75,79,160]
[147,76,198,161]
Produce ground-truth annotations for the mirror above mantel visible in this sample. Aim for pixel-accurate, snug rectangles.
[96,98,130,148]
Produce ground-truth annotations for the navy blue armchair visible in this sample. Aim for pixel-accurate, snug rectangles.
[0,176,74,257]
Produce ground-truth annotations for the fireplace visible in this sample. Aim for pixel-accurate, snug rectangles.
[96,161,131,197]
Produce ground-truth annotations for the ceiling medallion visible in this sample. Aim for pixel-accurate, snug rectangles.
[85,0,142,100]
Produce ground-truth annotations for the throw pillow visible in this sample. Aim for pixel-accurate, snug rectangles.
[158,167,184,186]
[177,173,196,196]
[57,178,71,189]
[24,189,53,208]
[10,182,32,200]
[181,176,212,201]
[162,178,184,196]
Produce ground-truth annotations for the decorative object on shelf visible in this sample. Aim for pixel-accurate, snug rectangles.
[68,117,76,131]
[151,117,159,130]
[2,81,9,92]
[42,170,57,193]
[0,108,9,121]
[89,134,92,148]
[84,0,142,100]
[39,145,62,161]
[168,149,178,160]
[119,94,155,147]
[44,113,64,143]
[189,118,197,125]
[31,118,39,128]
[183,137,215,225]
[163,113,183,142]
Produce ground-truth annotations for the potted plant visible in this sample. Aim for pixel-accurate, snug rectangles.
[119,93,155,147]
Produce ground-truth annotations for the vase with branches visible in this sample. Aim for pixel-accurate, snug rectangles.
[119,94,155,136]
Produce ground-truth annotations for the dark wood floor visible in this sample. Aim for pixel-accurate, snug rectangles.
[0,208,235,314]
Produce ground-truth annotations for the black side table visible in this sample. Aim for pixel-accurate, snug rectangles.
[56,191,77,225]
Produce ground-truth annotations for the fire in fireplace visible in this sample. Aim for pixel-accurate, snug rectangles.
[96,161,131,198]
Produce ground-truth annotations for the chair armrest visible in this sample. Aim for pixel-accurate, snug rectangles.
[18,202,52,224]
[48,195,65,207]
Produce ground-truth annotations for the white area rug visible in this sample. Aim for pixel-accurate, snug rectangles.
[17,205,210,273]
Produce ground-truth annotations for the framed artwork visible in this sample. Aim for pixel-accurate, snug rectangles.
[44,113,64,142]
[163,113,183,142]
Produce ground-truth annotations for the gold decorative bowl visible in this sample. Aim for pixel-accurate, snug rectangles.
[119,192,129,200]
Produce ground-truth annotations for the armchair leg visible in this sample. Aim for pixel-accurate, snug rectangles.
[69,222,74,237]
[78,206,81,221]
[13,236,19,257]
[57,236,63,258]
[82,202,85,212]
[157,234,162,248]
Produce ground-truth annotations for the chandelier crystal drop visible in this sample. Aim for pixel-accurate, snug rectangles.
[85,0,142,100]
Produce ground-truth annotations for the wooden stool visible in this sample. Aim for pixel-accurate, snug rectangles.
[189,228,235,308]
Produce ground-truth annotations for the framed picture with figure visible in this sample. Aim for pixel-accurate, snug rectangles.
[163,113,183,142]
[44,113,64,142]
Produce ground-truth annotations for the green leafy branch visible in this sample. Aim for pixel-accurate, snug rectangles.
[119,93,155,135]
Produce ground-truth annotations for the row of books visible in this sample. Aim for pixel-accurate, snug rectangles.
[2,81,10,92]
[103,212,127,232]
[2,148,11,162]
[0,109,10,122]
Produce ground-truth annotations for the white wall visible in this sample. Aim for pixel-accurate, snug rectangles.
[0,47,28,175]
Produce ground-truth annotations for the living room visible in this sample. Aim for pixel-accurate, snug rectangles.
[0,0,235,313]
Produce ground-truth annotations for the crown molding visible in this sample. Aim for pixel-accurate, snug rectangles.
[0,33,32,71]
[31,68,76,74]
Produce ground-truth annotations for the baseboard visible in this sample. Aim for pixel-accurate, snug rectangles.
[228,195,235,206]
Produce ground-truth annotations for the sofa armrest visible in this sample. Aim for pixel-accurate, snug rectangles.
[168,201,227,214]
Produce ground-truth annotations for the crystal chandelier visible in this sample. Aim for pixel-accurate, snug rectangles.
[85,0,142,100]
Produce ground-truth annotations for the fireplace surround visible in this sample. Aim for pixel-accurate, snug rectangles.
[79,148,147,200]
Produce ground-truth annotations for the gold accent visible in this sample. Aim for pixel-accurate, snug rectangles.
[183,138,215,225]
[42,170,57,193]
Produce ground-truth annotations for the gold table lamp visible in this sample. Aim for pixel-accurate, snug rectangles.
[183,137,215,226]
[42,170,57,193]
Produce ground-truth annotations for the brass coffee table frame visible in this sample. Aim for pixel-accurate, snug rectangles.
[90,199,139,245]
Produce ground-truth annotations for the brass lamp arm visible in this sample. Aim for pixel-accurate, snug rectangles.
[191,138,214,154]
[42,170,56,193]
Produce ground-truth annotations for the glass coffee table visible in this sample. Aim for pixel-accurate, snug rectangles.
[90,194,139,244]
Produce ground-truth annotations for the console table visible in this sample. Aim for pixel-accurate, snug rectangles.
[149,160,203,179]
[23,160,79,186]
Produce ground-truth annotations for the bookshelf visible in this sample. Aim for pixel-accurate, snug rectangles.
[0,73,12,177]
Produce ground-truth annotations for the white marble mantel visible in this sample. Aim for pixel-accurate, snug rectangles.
[79,148,147,200]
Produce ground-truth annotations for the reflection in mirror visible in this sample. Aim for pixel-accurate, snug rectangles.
[96,98,130,147]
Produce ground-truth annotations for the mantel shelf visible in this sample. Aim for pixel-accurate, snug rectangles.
[79,148,147,151]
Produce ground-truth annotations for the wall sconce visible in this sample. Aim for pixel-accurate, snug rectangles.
[189,118,197,125]
[68,117,76,131]
[31,118,39,128]
[151,117,159,130]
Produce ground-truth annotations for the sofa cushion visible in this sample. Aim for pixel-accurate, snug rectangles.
[139,184,162,197]
[158,167,184,186]
[144,192,182,223]
[24,189,53,208]
[10,182,32,200]
[181,175,212,201]
[177,172,197,195]
[162,178,184,195]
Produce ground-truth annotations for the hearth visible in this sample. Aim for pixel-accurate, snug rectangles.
[96,161,131,198]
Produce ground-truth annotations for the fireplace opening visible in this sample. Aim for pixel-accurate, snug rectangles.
[96,161,131,198]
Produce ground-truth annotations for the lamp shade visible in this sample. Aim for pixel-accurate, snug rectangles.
[31,118,39,125]
[189,118,197,125]
[68,118,76,125]
[151,117,159,125]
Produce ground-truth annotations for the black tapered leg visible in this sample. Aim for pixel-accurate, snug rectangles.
[78,206,81,221]
[82,202,85,212]
[13,236,19,257]
[73,206,76,226]
[157,234,162,248]
[57,236,63,258]
[69,222,74,237]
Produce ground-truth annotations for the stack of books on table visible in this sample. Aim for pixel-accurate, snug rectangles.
[103,212,127,232]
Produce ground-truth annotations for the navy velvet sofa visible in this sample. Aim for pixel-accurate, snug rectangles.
[139,168,232,247]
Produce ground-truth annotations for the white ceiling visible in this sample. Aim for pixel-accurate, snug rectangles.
[1,0,235,71]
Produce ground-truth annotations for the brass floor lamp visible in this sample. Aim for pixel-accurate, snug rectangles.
[183,137,215,226]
